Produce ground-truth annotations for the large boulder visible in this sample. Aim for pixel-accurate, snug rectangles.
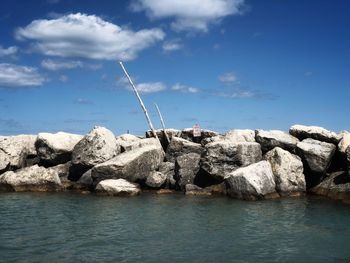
[225,129,255,142]
[264,147,306,196]
[95,179,140,196]
[201,141,262,180]
[91,143,164,184]
[296,138,336,188]
[255,129,299,153]
[174,153,201,190]
[0,135,37,173]
[115,134,141,152]
[47,162,71,189]
[310,171,350,203]
[145,171,167,188]
[0,165,62,192]
[159,162,176,189]
[120,138,162,152]
[338,131,350,155]
[225,161,278,200]
[71,127,120,177]
[166,137,204,162]
[35,132,83,166]
[290,124,341,144]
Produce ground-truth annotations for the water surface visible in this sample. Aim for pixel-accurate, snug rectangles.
[1,193,349,262]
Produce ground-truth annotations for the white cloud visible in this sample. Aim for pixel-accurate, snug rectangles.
[130,0,245,32]
[16,13,165,60]
[59,75,68,82]
[41,59,83,71]
[172,83,199,93]
[215,90,254,98]
[0,63,45,87]
[0,45,18,57]
[219,71,238,84]
[118,77,166,93]
[162,39,183,52]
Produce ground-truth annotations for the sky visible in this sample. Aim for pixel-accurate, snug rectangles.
[0,0,349,136]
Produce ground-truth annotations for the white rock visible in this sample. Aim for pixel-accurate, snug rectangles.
[265,147,305,196]
[338,131,350,154]
[225,161,277,200]
[255,129,299,152]
[115,134,141,152]
[290,124,341,144]
[146,171,167,188]
[225,129,256,142]
[36,132,83,165]
[95,179,140,196]
[0,164,62,191]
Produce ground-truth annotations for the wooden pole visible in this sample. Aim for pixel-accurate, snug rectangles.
[118,62,158,139]
[154,103,170,143]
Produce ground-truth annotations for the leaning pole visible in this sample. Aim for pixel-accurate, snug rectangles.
[118,62,158,139]
[154,103,170,143]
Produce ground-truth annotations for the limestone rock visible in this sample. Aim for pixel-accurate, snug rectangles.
[121,138,161,152]
[115,134,141,152]
[296,138,336,187]
[310,171,350,203]
[0,135,37,173]
[255,129,299,152]
[175,153,201,190]
[71,126,120,171]
[95,179,140,196]
[290,124,341,144]
[91,143,164,184]
[265,147,306,196]
[146,171,167,188]
[201,141,262,180]
[166,137,204,162]
[225,129,256,142]
[159,162,176,188]
[48,162,71,188]
[36,132,83,165]
[225,161,278,200]
[338,131,350,154]
[0,165,62,192]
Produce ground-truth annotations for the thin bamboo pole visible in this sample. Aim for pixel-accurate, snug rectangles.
[154,103,170,143]
[118,62,158,139]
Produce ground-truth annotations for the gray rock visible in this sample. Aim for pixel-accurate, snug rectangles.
[175,153,201,190]
[115,134,141,152]
[180,128,218,143]
[166,137,204,162]
[121,138,162,152]
[71,126,120,169]
[146,129,182,149]
[0,164,62,192]
[265,147,306,196]
[146,171,167,188]
[36,132,83,165]
[201,141,262,180]
[225,161,278,200]
[159,162,176,189]
[296,138,336,187]
[91,143,164,184]
[290,124,341,144]
[95,179,140,196]
[255,129,299,152]
[310,171,350,203]
[0,135,37,173]
[185,184,211,196]
[204,182,227,195]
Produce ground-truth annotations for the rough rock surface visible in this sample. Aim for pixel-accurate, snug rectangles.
[338,131,350,154]
[71,126,120,171]
[347,147,350,169]
[146,129,181,149]
[36,132,83,165]
[0,165,62,191]
[174,153,201,190]
[296,138,336,187]
[159,162,176,188]
[225,161,278,200]
[115,134,141,152]
[0,135,37,173]
[145,171,167,188]
[91,143,164,184]
[255,129,299,152]
[265,147,306,196]
[310,171,350,203]
[185,184,211,196]
[225,129,255,142]
[121,138,161,153]
[166,137,204,162]
[290,124,341,144]
[201,141,262,180]
[48,162,71,189]
[95,179,140,196]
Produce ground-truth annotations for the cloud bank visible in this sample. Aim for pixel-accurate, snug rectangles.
[0,63,45,88]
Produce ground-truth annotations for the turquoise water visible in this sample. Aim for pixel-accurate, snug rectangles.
[0,193,350,263]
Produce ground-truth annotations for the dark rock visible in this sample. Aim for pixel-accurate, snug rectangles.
[159,162,176,189]
[180,128,218,143]
[174,153,201,190]
[185,184,211,196]
[146,129,181,150]
[166,137,204,162]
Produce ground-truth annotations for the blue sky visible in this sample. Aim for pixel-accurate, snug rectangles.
[0,0,349,136]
